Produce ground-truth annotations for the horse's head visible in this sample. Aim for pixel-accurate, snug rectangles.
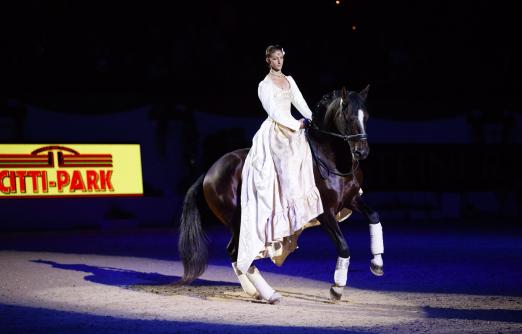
[313,85,370,160]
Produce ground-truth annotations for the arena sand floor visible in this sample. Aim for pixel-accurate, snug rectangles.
[1,220,521,333]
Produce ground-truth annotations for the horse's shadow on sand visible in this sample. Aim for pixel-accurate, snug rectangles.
[31,259,238,290]
[28,260,522,321]
[29,259,329,303]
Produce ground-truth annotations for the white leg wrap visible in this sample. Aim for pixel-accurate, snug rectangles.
[232,262,259,297]
[334,256,350,287]
[369,222,384,255]
[245,265,276,301]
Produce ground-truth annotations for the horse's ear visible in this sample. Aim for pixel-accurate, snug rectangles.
[360,84,370,100]
[341,86,348,100]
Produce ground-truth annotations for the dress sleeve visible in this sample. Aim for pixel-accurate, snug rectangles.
[258,81,302,131]
[288,76,313,120]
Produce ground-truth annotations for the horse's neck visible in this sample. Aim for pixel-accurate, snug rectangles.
[308,128,353,168]
[314,105,337,133]
[311,101,355,171]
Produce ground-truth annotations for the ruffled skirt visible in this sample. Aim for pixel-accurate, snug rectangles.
[237,118,324,273]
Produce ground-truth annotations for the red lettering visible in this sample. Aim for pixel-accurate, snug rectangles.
[57,170,70,192]
[42,171,48,193]
[69,170,86,192]
[0,171,10,193]
[100,170,114,191]
[86,170,100,191]
[26,171,41,193]
[15,171,27,193]
[9,172,16,192]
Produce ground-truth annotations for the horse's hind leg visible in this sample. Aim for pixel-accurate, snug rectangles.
[244,265,282,304]
[228,236,281,303]
[227,225,261,300]
[349,194,384,276]
[227,218,281,304]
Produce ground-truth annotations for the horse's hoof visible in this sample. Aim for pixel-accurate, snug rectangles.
[370,262,384,276]
[329,284,344,301]
[268,292,282,304]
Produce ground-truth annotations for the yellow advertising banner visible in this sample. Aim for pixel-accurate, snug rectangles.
[0,144,143,198]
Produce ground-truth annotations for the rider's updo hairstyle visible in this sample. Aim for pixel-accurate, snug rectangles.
[265,45,285,67]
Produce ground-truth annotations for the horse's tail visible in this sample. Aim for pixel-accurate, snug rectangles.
[177,174,208,284]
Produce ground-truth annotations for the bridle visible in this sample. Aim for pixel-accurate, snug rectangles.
[311,128,367,142]
[305,95,368,179]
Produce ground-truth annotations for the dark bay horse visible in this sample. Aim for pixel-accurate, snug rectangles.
[178,85,384,302]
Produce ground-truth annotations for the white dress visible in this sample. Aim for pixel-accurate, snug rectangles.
[236,75,324,273]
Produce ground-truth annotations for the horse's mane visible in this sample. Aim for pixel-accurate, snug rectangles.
[312,89,366,122]
[313,90,340,119]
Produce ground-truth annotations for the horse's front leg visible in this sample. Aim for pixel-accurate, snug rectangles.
[349,194,384,276]
[317,211,351,301]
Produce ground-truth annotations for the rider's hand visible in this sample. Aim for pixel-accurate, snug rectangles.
[299,118,312,129]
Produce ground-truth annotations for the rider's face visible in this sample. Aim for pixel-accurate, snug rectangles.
[267,50,284,71]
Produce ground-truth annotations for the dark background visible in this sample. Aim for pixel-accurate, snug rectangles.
[6,0,520,116]
[2,0,521,230]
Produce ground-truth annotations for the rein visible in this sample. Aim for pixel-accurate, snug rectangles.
[305,126,363,179]
[311,127,367,142]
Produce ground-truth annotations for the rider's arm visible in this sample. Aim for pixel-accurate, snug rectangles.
[288,76,313,120]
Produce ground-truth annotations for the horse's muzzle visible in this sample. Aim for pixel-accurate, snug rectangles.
[352,145,369,160]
